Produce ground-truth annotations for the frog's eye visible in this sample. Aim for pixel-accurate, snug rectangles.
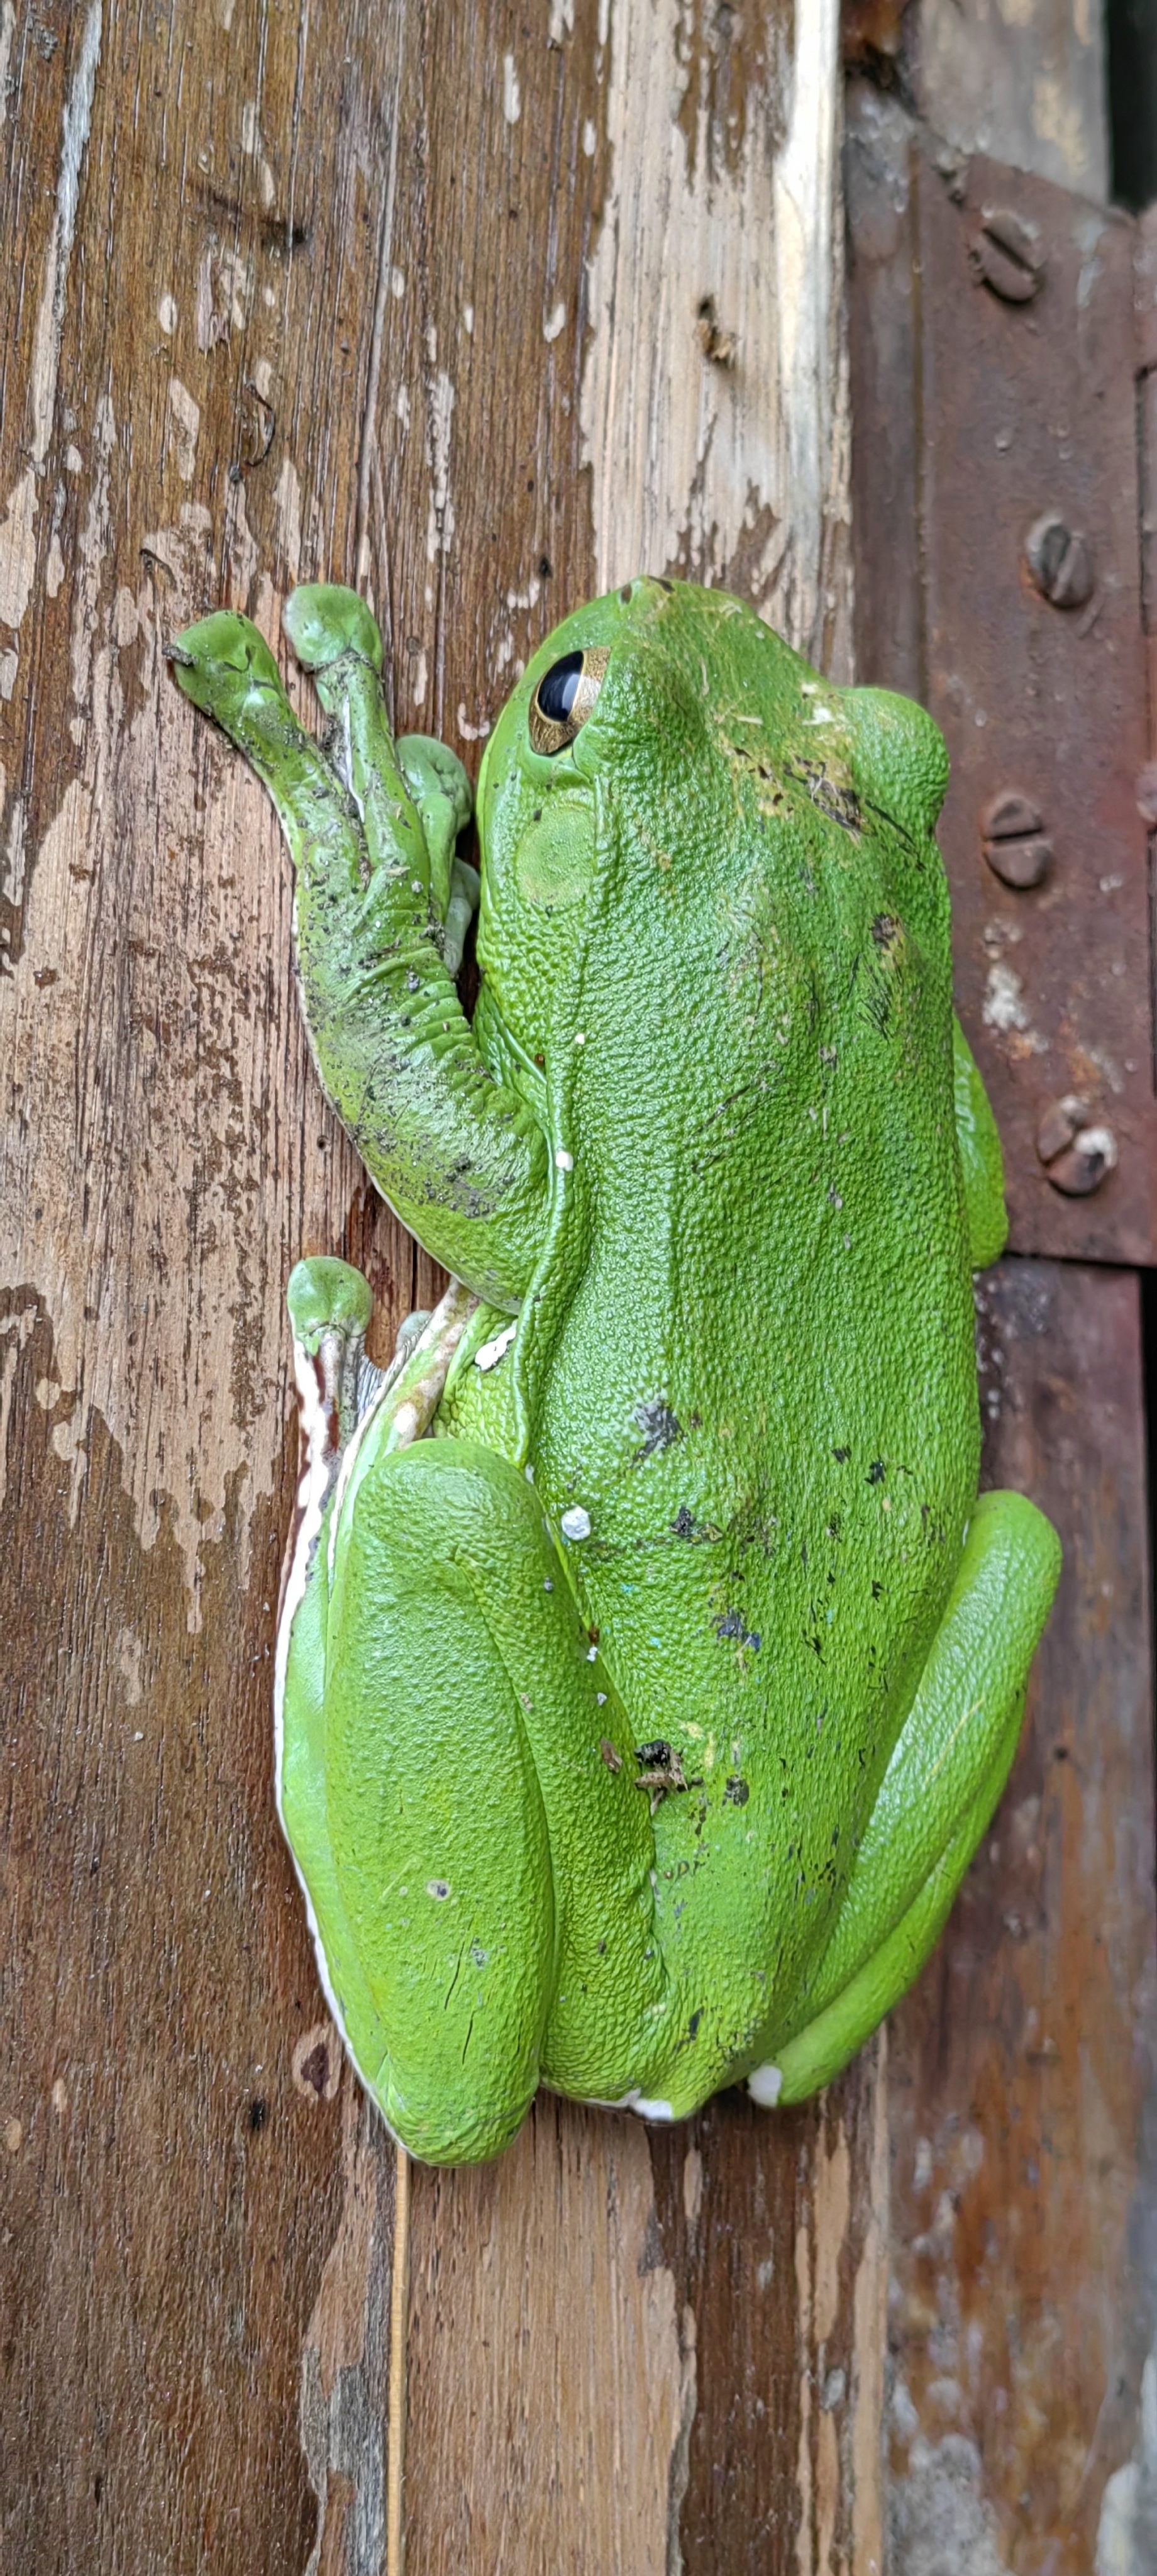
[528,648,609,756]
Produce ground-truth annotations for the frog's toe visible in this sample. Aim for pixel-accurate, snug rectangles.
[286,1255,374,1355]
[284,582,384,675]
[167,611,282,715]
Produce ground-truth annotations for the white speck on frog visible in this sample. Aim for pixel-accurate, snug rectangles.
[475,1322,517,1372]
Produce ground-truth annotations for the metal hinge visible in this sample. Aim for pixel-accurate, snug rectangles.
[848,87,1157,1264]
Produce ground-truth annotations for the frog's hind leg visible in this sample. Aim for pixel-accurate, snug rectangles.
[748,1488,1061,2107]
[275,1257,479,2140]
[304,1435,667,2165]
[277,1267,668,2165]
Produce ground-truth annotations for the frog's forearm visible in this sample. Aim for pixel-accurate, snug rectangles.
[169,612,548,1309]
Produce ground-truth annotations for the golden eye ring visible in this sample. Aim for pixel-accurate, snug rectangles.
[528,647,610,755]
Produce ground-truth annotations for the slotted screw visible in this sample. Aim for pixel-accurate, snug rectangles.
[969,208,1044,304]
[980,789,1051,890]
[1024,514,1094,611]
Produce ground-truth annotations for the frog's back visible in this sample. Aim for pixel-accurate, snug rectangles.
[507,589,980,2016]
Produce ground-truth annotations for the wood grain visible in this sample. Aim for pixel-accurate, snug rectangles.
[1,4,878,2572]
[889,1262,1157,2576]
[848,78,1157,2572]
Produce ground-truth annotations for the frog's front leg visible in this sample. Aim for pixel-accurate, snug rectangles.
[169,590,548,1311]
[748,1489,1061,2107]
[277,1260,670,2165]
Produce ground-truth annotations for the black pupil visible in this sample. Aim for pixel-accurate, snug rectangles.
[536,653,584,723]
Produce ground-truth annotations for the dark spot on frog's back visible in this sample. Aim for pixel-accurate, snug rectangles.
[871,913,902,952]
[671,1504,697,1540]
[724,1776,750,1806]
[633,1397,683,1461]
[714,1609,761,1650]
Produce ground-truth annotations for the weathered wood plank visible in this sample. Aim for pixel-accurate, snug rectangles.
[2,4,875,2569]
[889,1261,1157,2575]
[848,79,1157,2570]
[916,0,1109,204]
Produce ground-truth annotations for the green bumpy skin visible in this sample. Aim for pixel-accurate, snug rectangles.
[172,577,1061,2165]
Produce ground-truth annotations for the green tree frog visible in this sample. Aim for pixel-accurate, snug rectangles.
[170,577,1060,2167]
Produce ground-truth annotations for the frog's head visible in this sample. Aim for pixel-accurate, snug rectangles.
[475,577,951,1063]
[475,575,666,1052]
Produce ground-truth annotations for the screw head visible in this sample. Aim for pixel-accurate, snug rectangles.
[979,790,1051,889]
[1024,513,1094,610]
[969,208,1044,303]
[1036,1095,1117,1195]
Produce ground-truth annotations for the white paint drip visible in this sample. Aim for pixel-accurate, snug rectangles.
[0,0,102,632]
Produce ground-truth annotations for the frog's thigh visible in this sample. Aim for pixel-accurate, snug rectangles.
[754,1489,1060,2107]
[322,1437,661,2162]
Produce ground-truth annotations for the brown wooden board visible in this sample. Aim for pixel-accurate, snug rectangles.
[1,6,884,2572]
[889,1260,1157,2576]
[849,81,1157,2573]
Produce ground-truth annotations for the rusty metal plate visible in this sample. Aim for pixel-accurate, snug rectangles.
[917,155,1155,1262]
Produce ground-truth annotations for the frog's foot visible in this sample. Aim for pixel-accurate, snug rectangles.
[748,1489,1061,2107]
[280,1258,477,1625]
[278,1426,670,2164]
[282,587,475,930]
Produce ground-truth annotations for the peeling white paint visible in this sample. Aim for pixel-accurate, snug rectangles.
[548,0,575,40]
[0,471,36,632]
[543,299,567,343]
[0,4,16,133]
[157,292,177,335]
[1095,2349,1157,2575]
[0,648,16,701]
[982,963,1029,1035]
[582,118,597,157]
[0,521,344,1604]
[424,371,456,565]
[166,377,201,483]
[502,51,521,122]
[580,0,848,666]
[274,455,302,583]
[70,392,116,708]
[0,0,102,633]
